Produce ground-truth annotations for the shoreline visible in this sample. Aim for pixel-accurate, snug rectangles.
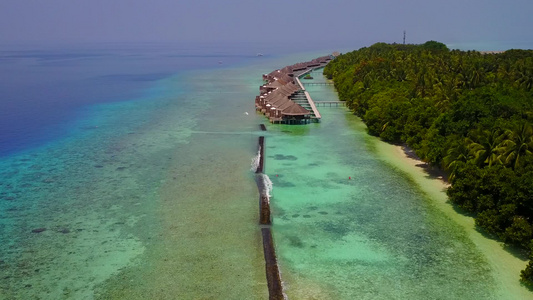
[372,134,532,299]
[269,64,525,298]
[395,144,450,188]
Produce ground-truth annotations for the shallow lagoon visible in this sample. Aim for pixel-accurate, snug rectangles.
[1,48,532,299]
[266,71,531,299]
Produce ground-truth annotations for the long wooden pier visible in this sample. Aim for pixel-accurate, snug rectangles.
[295,76,321,120]
[314,101,345,107]
[304,91,321,119]
[261,228,284,300]
[254,127,284,299]
[256,55,336,124]
[301,82,334,86]
[256,136,265,174]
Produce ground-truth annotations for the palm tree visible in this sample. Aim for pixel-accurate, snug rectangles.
[515,68,533,91]
[362,71,375,90]
[391,67,408,82]
[443,138,473,181]
[468,128,507,167]
[415,69,429,98]
[433,74,462,111]
[512,57,533,91]
[502,123,533,169]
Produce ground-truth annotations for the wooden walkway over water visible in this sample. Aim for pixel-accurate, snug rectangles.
[294,76,321,120]
[301,82,334,86]
[254,129,285,300]
[314,101,345,107]
[256,56,337,125]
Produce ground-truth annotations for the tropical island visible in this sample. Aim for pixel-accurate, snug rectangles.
[323,41,533,284]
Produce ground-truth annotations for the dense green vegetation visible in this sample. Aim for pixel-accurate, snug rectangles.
[324,41,533,284]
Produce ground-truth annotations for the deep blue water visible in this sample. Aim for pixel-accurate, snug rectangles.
[0,42,271,156]
[2,40,532,299]
[3,40,529,157]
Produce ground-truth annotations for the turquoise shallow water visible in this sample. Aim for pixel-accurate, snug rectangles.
[2,47,531,299]
[0,49,328,299]
[266,77,506,299]
[0,73,197,298]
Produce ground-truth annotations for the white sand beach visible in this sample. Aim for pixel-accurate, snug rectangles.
[373,139,532,299]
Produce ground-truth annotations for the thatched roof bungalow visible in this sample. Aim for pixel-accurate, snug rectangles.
[282,102,310,116]
[255,53,336,124]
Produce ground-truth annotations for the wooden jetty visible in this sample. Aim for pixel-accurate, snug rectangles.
[253,131,283,298]
[304,91,321,119]
[261,228,284,300]
[259,194,271,225]
[314,101,346,107]
[301,82,334,86]
[293,76,322,120]
[255,55,336,124]
[256,136,265,174]
[255,134,268,224]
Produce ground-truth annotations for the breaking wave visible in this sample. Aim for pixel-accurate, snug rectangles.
[262,174,273,198]
[251,146,261,172]
[255,173,273,198]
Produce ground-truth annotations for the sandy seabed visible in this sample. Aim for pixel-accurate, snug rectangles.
[374,139,532,299]
[268,69,533,299]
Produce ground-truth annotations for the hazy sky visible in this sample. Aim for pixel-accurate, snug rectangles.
[1,0,532,48]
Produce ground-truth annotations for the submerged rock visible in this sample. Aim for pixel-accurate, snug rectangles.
[272,154,298,161]
[287,235,304,248]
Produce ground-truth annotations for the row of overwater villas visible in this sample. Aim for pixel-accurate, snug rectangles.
[255,55,335,124]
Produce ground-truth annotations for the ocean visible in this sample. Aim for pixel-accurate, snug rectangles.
[0,41,532,299]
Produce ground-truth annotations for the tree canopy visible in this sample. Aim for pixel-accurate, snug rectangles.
[324,42,533,284]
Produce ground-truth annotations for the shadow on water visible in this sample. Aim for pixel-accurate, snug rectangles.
[447,196,531,263]
[268,124,313,136]
[474,224,530,261]
[270,174,296,188]
[267,65,533,300]
[520,281,533,292]
[390,145,531,266]
[271,154,298,161]
[286,235,305,248]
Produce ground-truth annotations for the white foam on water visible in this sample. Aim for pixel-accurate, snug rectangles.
[262,174,273,198]
[251,146,261,172]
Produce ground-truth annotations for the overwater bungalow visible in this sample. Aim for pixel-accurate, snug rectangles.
[254,54,336,124]
[280,66,294,77]
[281,102,312,124]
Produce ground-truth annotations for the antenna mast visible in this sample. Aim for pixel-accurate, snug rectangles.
[403,30,406,45]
